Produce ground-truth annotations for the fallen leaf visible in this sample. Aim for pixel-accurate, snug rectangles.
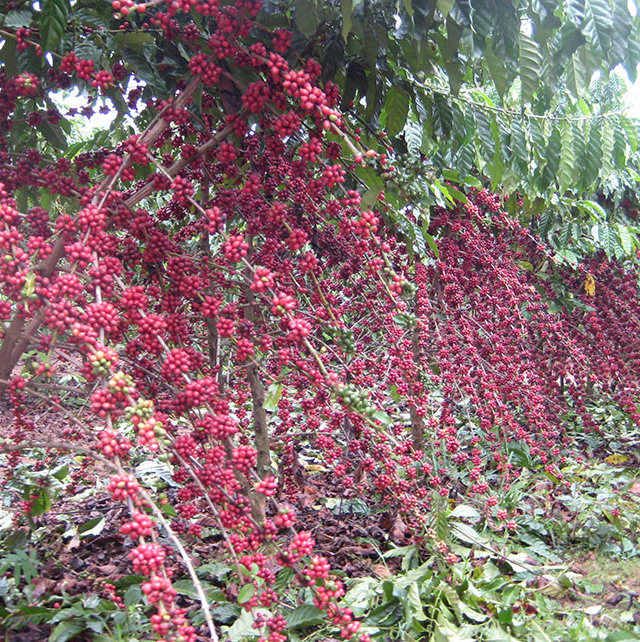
[372,563,391,578]
[389,513,408,544]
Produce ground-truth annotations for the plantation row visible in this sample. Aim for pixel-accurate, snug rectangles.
[2,0,640,639]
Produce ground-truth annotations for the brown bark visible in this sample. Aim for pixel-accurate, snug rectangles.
[409,325,425,451]
[242,239,270,523]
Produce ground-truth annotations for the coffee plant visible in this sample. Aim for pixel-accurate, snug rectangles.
[1,0,640,640]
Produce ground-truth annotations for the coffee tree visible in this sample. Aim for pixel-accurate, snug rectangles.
[2,0,640,639]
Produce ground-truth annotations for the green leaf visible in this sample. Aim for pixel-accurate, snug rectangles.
[4,10,33,28]
[263,383,282,412]
[565,0,585,27]
[576,199,606,221]
[572,121,586,188]
[605,632,640,641]
[114,31,154,54]
[484,40,508,98]
[372,410,393,425]
[161,502,177,517]
[237,583,255,604]
[424,232,440,258]
[39,120,68,151]
[295,0,318,35]
[406,582,425,620]
[361,187,382,209]
[384,86,410,138]
[404,119,423,156]
[29,489,51,516]
[519,32,542,103]
[50,621,86,642]
[383,544,419,559]
[581,124,601,188]
[40,0,70,53]
[600,223,616,258]
[451,522,489,546]
[0,34,18,78]
[612,118,627,168]
[470,0,494,49]
[473,107,495,162]
[454,144,475,177]
[617,224,634,255]
[449,504,480,520]
[445,185,468,203]
[341,0,353,39]
[124,585,142,607]
[274,567,294,592]
[433,94,453,136]
[556,248,579,267]
[624,24,640,82]
[557,121,575,193]
[566,45,593,96]
[74,39,103,63]
[600,118,614,176]
[493,2,519,62]
[582,0,613,61]
[355,164,384,190]
[611,0,632,65]
[52,464,69,480]
[509,118,528,175]
[226,609,272,642]
[364,599,403,627]
[529,118,547,166]
[436,0,454,17]
[620,115,638,153]
[441,19,464,95]
[172,579,221,600]
[559,220,573,247]
[78,516,105,537]
[285,605,325,629]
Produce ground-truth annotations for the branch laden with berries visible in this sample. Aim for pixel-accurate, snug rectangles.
[2,0,640,640]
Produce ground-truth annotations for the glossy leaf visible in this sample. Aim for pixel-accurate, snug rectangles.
[519,32,542,103]
[581,125,602,189]
[600,223,616,258]
[40,0,69,53]
[384,86,410,138]
[600,118,615,176]
[557,121,575,194]
[470,0,494,51]
[295,0,318,35]
[433,93,453,136]
[572,121,586,189]
[582,0,613,61]
[566,46,592,96]
[617,224,634,255]
[612,119,627,168]
[341,0,353,39]
[611,0,632,65]
[4,10,33,28]
[404,119,423,155]
[541,125,561,191]
[484,39,509,98]
[564,0,586,27]
[473,107,494,161]
[285,605,326,629]
[509,118,528,175]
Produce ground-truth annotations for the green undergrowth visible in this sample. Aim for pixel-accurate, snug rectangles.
[0,440,639,641]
